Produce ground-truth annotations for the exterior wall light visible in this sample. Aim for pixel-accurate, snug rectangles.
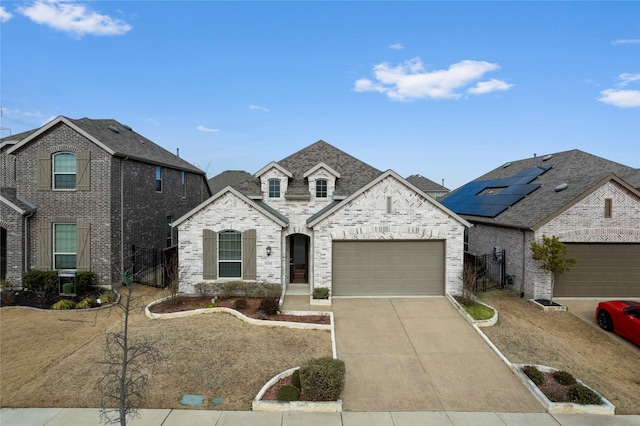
[266,246,272,256]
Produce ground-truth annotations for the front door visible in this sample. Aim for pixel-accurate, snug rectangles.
[289,234,309,283]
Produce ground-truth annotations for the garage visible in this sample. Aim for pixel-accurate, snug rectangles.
[332,240,445,297]
[554,243,640,297]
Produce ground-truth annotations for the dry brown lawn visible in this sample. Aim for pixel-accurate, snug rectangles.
[0,285,332,411]
[478,290,640,415]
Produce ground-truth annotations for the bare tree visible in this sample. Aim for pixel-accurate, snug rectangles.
[96,269,165,426]
[164,253,189,305]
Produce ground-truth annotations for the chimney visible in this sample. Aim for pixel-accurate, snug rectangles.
[176,148,180,157]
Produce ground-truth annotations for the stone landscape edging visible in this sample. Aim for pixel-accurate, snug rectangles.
[251,367,343,412]
[513,363,615,415]
[528,299,567,312]
[446,293,498,327]
[144,296,333,331]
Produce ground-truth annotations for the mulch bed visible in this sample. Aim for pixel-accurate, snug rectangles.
[0,289,103,309]
[149,296,330,325]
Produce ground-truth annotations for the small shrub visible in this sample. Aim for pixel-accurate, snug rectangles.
[0,280,11,291]
[276,385,299,402]
[51,299,76,310]
[313,287,330,299]
[568,384,602,405]
[23,270,58,294]
[299,357,345,401]
[75,271,97,293]
[194,282,213,296]
[75,298,96,309]
[522,365,544,386]
[204,302,216,308]
[291,369,301,388]
[219,281,242,298]
[233,298,247,310]
[258,298,280,316]
[553,370,577,386]
[98,291,115,304]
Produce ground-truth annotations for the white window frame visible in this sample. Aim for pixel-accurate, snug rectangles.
[156,166,163,192]
[316,179,328,198]
[218,230,242,278]
[181,171,186,198]
[268,179,280,198]
[53,223,77,270]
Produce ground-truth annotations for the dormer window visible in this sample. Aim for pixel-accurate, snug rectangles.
[316,179,328,198]
[268,179,281,198]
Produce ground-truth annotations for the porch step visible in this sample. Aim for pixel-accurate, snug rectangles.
[286,283,310,296]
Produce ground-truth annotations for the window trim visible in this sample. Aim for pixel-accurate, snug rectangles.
[181,171,186,198]
[52,152,77,191]
[604,198,612,218]
[156,166,163,192]
[316,179,328,198]
[218,230,242,278]
[53,223,77,270]
[268,179,280,198]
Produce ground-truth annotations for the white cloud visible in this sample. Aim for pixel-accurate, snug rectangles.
[389,43,404,50]
[249,104,269,112]
[18,0,131,37]
[597,73,640,108]
[597,89,640,108]
[468,78,514,95]
[0,6,13,22]
[612,39,640,45]
[196,125,219,133]
[354,58,511,101]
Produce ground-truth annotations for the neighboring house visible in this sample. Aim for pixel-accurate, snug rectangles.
[405,174,450,200]
[441,149,640,299]
[174,140,469,298]
[0,116,211,289]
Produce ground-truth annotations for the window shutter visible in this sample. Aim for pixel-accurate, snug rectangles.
[37,222,52,270]
[77,222,91,271]
[76,150,91,191]
[203,229,217,279]
[37,150,51,190]
[243,229,256,280]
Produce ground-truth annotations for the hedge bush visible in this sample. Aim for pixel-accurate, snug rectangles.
[23,270,58,294]
[291,369,301,388]
[75,271,97,294]
[568,384,602,405]
[313,287,330,299]
[276,385,299,402]
[258,298,280,316]
[552,370,577,386]
[299,357,345,401]
[522,365,544,386]
[193,281,281,298]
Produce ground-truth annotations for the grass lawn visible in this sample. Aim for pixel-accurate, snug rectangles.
[0,285,332,411]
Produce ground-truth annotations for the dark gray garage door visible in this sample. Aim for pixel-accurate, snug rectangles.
[332,240,445,296]
[554,243,640,297]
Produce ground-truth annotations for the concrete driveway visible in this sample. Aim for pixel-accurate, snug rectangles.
[332,297,544,412]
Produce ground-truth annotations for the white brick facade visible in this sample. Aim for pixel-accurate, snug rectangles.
[176,171,468,296]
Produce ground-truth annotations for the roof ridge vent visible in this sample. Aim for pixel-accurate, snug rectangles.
[502,162,511,168]
[542,154,553,161]
[108,125,120,133]
[555,183,568,192]
[123,124,133,131]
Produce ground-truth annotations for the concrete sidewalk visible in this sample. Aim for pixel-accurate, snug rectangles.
[2,408,640,426]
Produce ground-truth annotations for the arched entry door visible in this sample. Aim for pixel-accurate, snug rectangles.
[289,234,309,283]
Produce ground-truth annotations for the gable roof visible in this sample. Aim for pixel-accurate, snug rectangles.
[442,149,640,230]
[0,188,36,215]
[405,174,449,193]
[232,140,382,198]
[308,170,469,228]
[4,116,205,174]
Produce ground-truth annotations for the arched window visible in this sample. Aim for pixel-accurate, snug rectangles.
[268,179,280,198]
[53,152,76,190]
[218,230,242,278]
[316,179,328,198]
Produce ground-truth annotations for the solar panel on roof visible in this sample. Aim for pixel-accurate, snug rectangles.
[441,166,550,218]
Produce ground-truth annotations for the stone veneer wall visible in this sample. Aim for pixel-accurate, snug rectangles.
[311,176,466,295]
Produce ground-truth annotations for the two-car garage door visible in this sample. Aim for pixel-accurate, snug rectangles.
[554,243,640,297]
[332,240,445,297]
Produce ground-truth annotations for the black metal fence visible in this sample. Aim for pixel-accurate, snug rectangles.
[464,249,507,292]
[128,245,177,288]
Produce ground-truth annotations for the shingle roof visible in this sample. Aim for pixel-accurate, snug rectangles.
[443,149,640,229]
[67,118,204,174]
[208,170,253,194]
[405,175,449,193]
[231,140,382,198]
[0,188,36,214]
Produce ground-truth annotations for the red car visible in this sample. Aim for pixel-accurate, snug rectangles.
[596,300,640,346]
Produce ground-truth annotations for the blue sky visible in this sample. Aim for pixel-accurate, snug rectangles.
[1,1,639,190]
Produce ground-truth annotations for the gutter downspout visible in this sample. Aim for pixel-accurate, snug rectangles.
[24,211,34,275]
[120,156,128,286]
[520,230,526,298]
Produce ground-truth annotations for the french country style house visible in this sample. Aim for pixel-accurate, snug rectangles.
[174,140,469,300]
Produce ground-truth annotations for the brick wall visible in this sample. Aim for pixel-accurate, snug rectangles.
[0,204,24,286]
